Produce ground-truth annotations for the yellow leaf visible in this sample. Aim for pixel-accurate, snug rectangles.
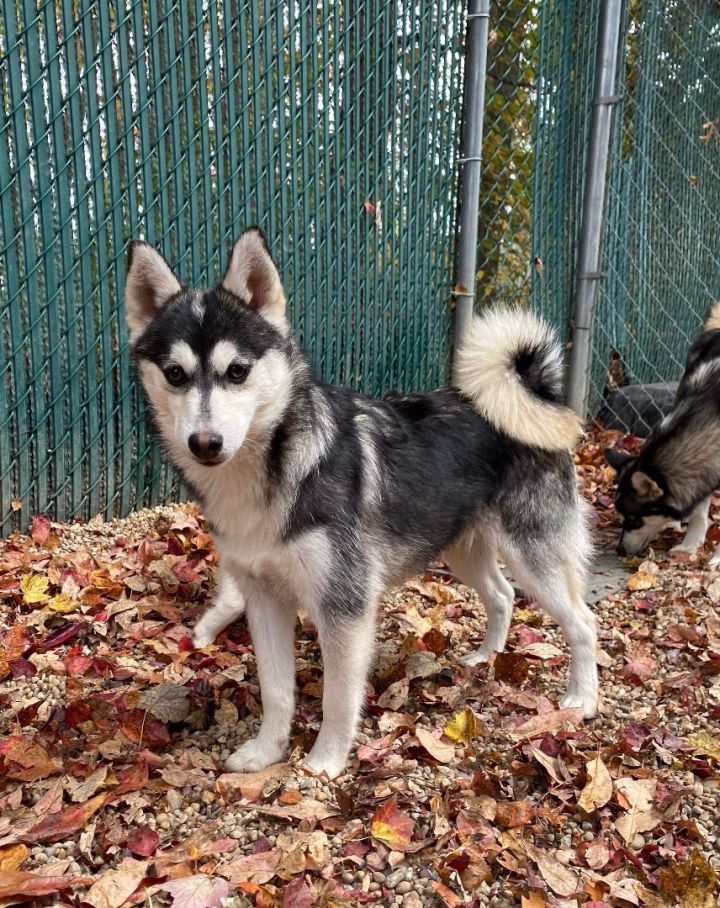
[627,570,656,591]
[658,849,717,908]
[0,843,28,872]
[48,594,77,614]
[20,574,49,604]
[444,706,479,744]
[688,731,720,762]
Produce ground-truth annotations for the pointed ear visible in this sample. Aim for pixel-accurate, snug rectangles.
[125,241,182,342]
[222,228,286,328]
[605,447,635,471]
[630,470,663,500]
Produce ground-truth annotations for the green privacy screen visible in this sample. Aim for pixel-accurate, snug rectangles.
[0,0,465,530]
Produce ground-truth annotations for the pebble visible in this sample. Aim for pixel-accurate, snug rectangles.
[385,868,408,888]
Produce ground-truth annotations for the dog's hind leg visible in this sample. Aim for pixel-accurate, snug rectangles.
[502,546,598,718]
[192,564,246,648]
[225,585,297,772]
[304,606,376,779]
[671,495,711,553]
[446,539,515,665]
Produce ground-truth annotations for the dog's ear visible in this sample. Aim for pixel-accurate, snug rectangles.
[125,241,182,342]
[604,447,635,471]
[630,470,663,500]
[222,228,286,329]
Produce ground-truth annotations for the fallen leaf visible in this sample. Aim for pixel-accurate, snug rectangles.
[20,574,49,604]
[585,839,610,870]
[627,570,656,591]
[119,709,171,748]
[658,849,717,908]
[0,738,61,782]
[160,874,230,908]
[509,708,584,740]
[415,727,455,764]
[443,706,481,744]
[0,870,90,899]
[23,793,106,844]
[126,825,160,857]
[0,844,29,872]
[85,858,149,908]
[370,796,415,852]
[377,678,410,710]
[578,755,613,811]
[615,778,662,843]
[137,682,191,723]
[219,850,281,886]
[525,842,579,897]
[494,652,529,683]
[216,763,289,802]
[688,731,720,763]
[30,514,52,545]
[495,800,533,828]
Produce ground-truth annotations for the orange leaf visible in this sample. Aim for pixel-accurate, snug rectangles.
[23,793,106,844]
[370,796,415,852]
[0,871,90,899]
[495,800,533,828]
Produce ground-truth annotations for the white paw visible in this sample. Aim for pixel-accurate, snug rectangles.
[560,691,598,718]
[459,646,494,667]
[670,543,699,555]
[708,553,720,568]
[303,746,347,779]
[225,737,286,773]
[192,621,218,649]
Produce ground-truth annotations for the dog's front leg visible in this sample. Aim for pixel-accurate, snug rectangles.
[225,591,296,772]
[304,607,376,779]
[193,564,246,648]
[671,496,711,554]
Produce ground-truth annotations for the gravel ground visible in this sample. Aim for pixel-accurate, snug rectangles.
[1,468,719,907]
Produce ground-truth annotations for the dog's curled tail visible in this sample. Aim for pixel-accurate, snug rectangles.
[705,301,720,332]
[456,307,582,452]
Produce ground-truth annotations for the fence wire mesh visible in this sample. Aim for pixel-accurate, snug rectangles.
[0,0,465,531]
[591,0,720,434]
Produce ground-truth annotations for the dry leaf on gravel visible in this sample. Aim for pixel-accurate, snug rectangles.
[137,682,191,723]
[160,874,230,908]
[578,755,613,811]
[524,842,580,897]
[84,858,148,908]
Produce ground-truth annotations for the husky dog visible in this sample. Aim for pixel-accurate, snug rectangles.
[124,228,598,778]
[606,302,720,561]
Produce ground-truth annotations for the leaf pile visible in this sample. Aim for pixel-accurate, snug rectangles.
[0,428,718,907]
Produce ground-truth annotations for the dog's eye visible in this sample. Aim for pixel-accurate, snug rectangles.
[163,365,186,386]
[226,363,249,383]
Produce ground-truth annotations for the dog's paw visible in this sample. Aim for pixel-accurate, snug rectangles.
[560,691,598,718]
[459,646,493,667]
[192,623,218,649]
[303,746,347,779]
[225,737,286,773]
[670,542,699,555]
[708,551,720,568]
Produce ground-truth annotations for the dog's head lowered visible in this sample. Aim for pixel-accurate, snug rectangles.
[124,228,292,469]
[605,447,680,555]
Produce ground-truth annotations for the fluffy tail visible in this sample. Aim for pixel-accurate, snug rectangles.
[705,301,720,331]
[455,307,582,452]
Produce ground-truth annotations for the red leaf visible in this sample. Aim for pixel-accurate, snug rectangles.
[41,622,83,650]
[23,793,106,843]
[111,761,150,798]
[9,658,37,678]
[495,800,534,828]
[119,710,171,748]
[64,654,94,676]
[0,871,90,899]
[30,514,51,545]
[126,825,159,857]
[283,877,315,908]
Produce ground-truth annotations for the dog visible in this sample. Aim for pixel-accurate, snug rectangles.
[124,228,598,778]
[606,302,720,561]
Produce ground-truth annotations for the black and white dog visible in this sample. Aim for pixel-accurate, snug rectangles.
[607,303,720,561]
[124,229,598,777]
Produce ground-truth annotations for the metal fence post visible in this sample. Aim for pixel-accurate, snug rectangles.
[451,0,491,384]
[567,0,624,417]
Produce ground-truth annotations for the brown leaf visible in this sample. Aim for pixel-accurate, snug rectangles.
[216,763,289,803]
[219,851,281,886]
[160,874,230,908]
[578,755,613,811]
[658,849,717,908]
[495,800,533,829]
[524,842,579,897]
[377,678,409,710]
[370,796,416,852]
[414,727,455,764]
[0,738,61,782]
[509,708,584,740]
[0,871,91,899]
[85,858,148,908]
[137,683,190,723]
[494,652,529,683]
[615,778,662,843]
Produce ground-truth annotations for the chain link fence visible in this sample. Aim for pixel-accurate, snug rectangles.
[0,0,465,531]
[590,0,720,433]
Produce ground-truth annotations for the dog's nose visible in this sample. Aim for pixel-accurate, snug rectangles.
[188,430,223,461]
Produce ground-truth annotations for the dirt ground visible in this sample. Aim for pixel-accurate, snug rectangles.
[0,427,718,908]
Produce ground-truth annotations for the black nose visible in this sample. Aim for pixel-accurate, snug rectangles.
[188,431,223,460]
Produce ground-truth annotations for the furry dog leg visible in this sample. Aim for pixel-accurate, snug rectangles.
[446,540,515,665]
[671,495,711,553]
[304,609,376,778]
[193,565,246,648]
[504,552,598,717]
[226,590,296,772]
